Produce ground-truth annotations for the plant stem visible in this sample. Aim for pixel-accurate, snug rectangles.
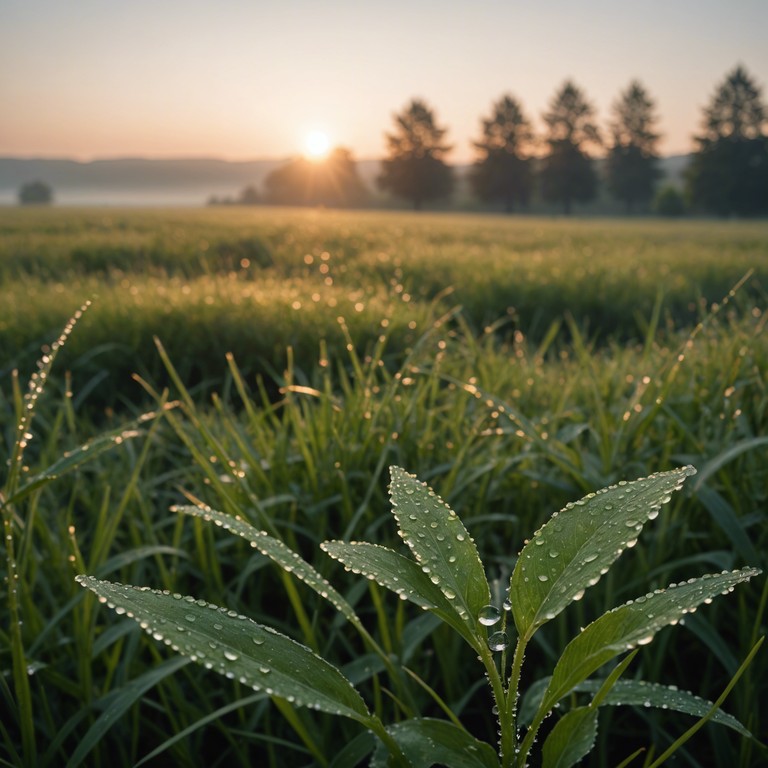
[502,636,528,768]
[474,637,512,767]
[2,496,37,767]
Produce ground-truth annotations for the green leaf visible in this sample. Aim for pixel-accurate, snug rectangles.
[321,541,479,648]
[76,575,371,723]
[388,467,491,634]
[371,719,499,768]
[175,504,359,624]
[519,677,751,737]
[510,466,697,640]
[542,706,598,768]
[580,679,752,737]
[539,567,760,715]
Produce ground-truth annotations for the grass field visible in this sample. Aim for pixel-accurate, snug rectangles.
[1,207,767,767]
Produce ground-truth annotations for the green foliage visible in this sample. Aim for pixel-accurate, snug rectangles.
[470,94,535,212]
[378,99,454,209]
[606,81,662,213]
[687,65,768,216]
[654,184,686,217]
[540,81,601,214]
[79,464,760,767]
[17,180,53,206]
[2,213,767,766]
[3,209,767,411]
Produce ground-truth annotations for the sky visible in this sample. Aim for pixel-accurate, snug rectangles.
[1,0,767,164]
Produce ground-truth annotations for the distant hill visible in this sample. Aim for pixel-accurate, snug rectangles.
[0,155,690,207]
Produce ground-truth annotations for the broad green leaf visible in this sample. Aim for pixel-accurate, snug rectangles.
[578,679,752,737]
[371,718,499,768]
[388,467,490,634]
[542,706,598,768]
[66,656,190,768]
[510,466,697,640]
[538,567,760,716]
[76,575,371,723]
[321,541,480,648]
[520,676,752,737]
[175,504,359,624]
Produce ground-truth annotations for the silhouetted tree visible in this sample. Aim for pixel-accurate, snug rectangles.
[653,185,686,217]
[18,180,53,205]
[539,81,601,214]
[264,148,368,207]
[687,65,768,216]
[378,99,453,210]
[606,81,662,213]
[238,185,260,205]
[470,94,534,213]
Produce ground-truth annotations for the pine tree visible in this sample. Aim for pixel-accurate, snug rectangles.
[470,94,534,213]
[378,100,453,210]
[539,81,601,214]
[687,66,768,216]
[606,81,662,213]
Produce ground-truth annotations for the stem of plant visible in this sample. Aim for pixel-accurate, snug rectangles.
[505,636,529,768]
[2,497,37,767]
[476,636,513,767]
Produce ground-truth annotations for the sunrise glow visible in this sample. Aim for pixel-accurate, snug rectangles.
[304,130,331,160]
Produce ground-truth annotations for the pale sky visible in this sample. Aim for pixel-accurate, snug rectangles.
[1,0,766,163]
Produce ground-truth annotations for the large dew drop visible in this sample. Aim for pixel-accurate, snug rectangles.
[478,605,502,626]
[488,631,509,652]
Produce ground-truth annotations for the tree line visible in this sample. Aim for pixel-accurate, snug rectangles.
[252,65,767,217]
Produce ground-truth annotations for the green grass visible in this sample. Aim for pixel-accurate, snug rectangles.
[1,208,766,766]
[1,208,766,406]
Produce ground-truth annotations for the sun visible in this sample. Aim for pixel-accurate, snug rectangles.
[304,130,331,160]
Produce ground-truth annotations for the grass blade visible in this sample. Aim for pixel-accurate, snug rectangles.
[75,575,372,723]
[4,418,151,507]
[65,656,191,768]
[644,636,764,768]
[510,466,697,641]
[388,467,490,634]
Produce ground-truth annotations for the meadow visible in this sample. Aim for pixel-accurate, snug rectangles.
[1,207,767,767]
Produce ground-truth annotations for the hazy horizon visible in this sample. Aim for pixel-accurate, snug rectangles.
[2,1,767,165]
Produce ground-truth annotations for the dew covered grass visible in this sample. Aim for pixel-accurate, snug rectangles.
[1,207,766,766]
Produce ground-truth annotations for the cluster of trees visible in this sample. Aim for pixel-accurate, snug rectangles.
[18,181,53,205]
[252,65,766,216]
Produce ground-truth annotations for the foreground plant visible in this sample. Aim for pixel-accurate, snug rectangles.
[78,465,761,767]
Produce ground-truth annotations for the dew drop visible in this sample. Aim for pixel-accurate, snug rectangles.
[478,605,502,626]
[223,650,240,661]
[488,631,509,652]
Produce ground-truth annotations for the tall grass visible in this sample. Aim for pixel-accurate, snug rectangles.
[2,208,766,407]
[1,295,765,766]
[1,209,766,765]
